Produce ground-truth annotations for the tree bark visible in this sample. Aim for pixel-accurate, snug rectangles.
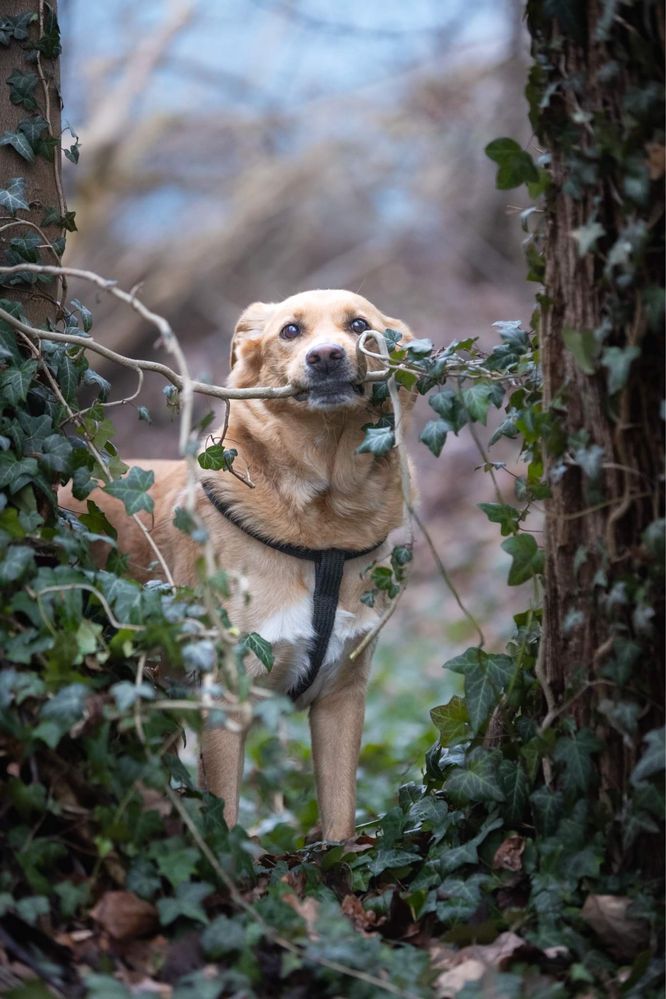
[0,0,64,327]
[531,1,664,809]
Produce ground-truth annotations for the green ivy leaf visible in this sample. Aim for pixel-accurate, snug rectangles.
[201,913,247,958]
[0,544,35,583]
[501,534,544,585]
[445,748,505,803]
[197,444,238,471]
[497,758,530,825]
[102,466,155,516]
[157,881,213,926]
[631,726,665,785]
[0,177,28,215]
[240,632,273,671]
[419,419,447,456]
[0,359,38,405]
[601,345,641,395]
[430,696,471,745]
[478,502,521,536]
[428,388,467,433]
[571,220,606,257]
[553,728,602,793]
[7,69,39,110]
[485,137,539,190]
[435,872,492,923]
[405,337,433,358]
[462,381,503,424]
[357,424,395,456]
[562,327,600,375]
[0,128,35,162]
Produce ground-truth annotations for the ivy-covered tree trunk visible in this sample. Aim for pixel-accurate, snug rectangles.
[528,1,664,854]
[0,0,64,327]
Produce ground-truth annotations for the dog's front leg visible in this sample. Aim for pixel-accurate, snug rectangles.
[309,680,366,841]
[199,725,246,827]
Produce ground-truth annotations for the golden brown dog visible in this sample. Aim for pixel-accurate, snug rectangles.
[61,289,413,840]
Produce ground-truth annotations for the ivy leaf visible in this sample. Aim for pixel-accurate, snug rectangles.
[478,502,521,536]
[485,137,539,190]
[38,434,73,475]
[464,663,502,733]
[240,632,273,671]
[83,368,111,399]
[530,786,564,836]
[553,728,602,793]
[357,424,395,456]
[428,388,467,433]
[601,345,641,395]
[497,759,530,825]
[102,466,155,516]
[430,696,471,745]
[0,359,37,405]
[563,327,599,375]
[419,419,447,456]
[0,544,35,583]
[201,913,248,958]
[110,681,155,712]
[181,640,217,673]
[435,873,492,923]
[445,748,505,803]
[17,115,49,148]
[366,848,422,876]
[405,337,433,358]
[0,177,28,215]
[462,381,503,424]
[7,69,39,110]
[157,881,213,927]
[0,128,35,162]
[571,220,606,257]
[197,444,237,472]
[501,534,544,585]
[631,726,665,785]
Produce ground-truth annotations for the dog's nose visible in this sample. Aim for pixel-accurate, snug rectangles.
[305,343,345,375]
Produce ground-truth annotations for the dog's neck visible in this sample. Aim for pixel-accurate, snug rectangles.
[203,399,404,550]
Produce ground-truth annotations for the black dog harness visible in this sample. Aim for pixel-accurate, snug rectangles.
[201,480,385,701]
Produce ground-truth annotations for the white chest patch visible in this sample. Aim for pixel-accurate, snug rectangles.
[258,596,376,706]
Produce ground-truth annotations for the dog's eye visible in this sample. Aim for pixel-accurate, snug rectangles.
[280,323,301,340]
[350,317,370,335]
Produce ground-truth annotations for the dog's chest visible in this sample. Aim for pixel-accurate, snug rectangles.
[257,595,376,705]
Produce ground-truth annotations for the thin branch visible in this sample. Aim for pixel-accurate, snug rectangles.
[412,507,485,648]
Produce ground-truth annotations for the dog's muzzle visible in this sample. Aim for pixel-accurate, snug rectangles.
[294,342,364,409]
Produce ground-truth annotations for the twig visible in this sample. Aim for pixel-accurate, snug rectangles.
[349,330,413,661]
[411,507,485,648]
[30,584,144,633]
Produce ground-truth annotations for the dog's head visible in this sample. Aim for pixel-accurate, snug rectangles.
[228,289,412,412]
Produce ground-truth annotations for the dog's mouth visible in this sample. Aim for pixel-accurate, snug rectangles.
[293,381,365,409]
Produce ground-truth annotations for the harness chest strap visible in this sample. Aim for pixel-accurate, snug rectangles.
[201,480,385,701]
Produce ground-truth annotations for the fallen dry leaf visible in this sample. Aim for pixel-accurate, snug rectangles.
[282,893,319,938]
[581,894,649,960]
[492,835,525,872]
[435,957,486,997]
[341,894,383,934]
[90,891,158,942]
[433,932,527,997]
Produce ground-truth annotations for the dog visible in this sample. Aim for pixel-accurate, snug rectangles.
[60,289,413,841]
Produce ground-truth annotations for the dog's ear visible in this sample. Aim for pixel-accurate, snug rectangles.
[229,302,275,369]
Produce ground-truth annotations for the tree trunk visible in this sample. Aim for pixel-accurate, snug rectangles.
[0,0,64,327]
[529,1,664,822]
